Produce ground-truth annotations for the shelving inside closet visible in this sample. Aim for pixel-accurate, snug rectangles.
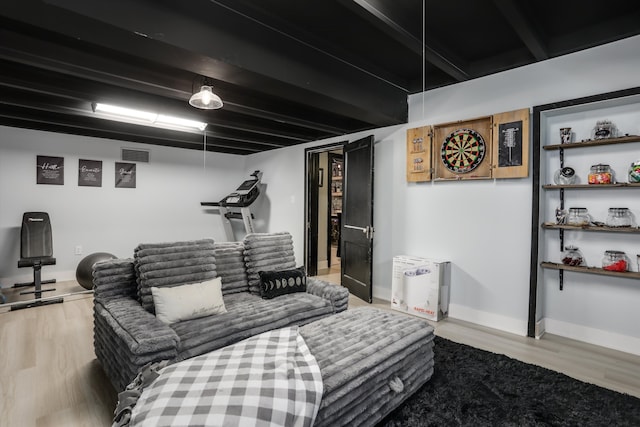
[529,87,640,339]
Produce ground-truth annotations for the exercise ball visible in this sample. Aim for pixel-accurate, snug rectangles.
[76,252,117,290]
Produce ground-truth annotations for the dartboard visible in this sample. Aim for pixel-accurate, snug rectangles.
[440,128,486,173]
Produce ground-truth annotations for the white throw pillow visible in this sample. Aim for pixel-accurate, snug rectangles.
[151,277,227,324]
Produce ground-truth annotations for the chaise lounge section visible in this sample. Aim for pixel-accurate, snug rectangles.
[113,307,435,427]
[93,232,349,391]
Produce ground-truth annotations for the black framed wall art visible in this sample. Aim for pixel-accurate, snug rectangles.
[115,162,136,188]
[36,155,64,185]
[78,159,103,187]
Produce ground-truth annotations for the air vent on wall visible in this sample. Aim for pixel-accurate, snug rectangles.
[121,148,150,163]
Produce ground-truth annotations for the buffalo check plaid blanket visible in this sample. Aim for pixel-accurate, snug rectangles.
[114,326,323,427]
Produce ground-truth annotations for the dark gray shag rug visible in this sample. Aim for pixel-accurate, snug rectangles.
[379,336,640,426]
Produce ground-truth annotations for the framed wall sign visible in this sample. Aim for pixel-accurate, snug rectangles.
[406,126,432,182]
[115,162,136,188]
[492,108,530,179]
[36,155,64,185]
[78,159,103,187]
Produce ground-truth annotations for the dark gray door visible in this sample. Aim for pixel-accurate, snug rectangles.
[341,135,374,303]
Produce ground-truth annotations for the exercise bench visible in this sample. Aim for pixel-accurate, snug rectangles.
[12,212,63,310]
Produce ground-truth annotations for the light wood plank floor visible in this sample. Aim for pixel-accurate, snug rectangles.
[1,279,639,427]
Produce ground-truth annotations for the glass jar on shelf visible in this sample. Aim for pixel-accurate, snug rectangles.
[602,250,628,272]
[565,207,590,226]
[588,164,613,184]
[553,167,577,185]
[629,160,640,183]
[592,119,617,140]
[562,246,584,266]
[605,208,633,228]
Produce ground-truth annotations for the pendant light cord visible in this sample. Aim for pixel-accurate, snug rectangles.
[203,130,207,170]
[422,0,426,120]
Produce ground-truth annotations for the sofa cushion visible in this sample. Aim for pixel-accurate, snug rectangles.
[151,277,227,324]
[259,266,306,299]
[170,291,335,361]
[214,242,249,295]
[134,239,217,313]
[243,232,296,295]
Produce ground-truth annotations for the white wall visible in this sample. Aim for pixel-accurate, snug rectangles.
[0,126,246,284]
[245,35,640,353]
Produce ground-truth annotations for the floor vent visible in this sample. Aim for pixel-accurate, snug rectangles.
[121,148,150,163]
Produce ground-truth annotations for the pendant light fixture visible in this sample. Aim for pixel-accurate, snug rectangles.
[189,85,223,110]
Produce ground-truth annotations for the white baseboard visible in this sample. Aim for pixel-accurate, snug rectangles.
[544,318,640,356]
[535,318,546,339]
[448,303,528,337]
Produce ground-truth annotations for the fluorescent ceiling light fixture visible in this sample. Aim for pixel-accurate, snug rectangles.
[189,85,223,110]
[92,103,207,131]
[156,114,207,130]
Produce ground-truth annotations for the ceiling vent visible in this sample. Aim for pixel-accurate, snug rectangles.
[121,148,150,163]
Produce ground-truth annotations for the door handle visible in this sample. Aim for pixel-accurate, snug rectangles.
[344,224,374,240]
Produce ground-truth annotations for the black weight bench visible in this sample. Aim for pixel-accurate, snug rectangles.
[12,212,63,310]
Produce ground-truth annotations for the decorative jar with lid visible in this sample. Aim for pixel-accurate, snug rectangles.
[592,119,617,140]
[602,250,628,272]
[588,164,613,184]
[629,160,640,183]
[562,246,584,266]
[565,207,590,226]
[605,208,633,228]
[553,167,577,185]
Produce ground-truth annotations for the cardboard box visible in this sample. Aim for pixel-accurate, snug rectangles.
[391,255,450,321]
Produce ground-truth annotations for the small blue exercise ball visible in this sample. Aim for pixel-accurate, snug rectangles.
[76,252,117,290]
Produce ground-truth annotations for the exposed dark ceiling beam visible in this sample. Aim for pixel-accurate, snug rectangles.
[0,58,336,144]
[2,0,408,127]
[547,11,640,57]
[0,104,260,155]
[492,0,548,61]
[0,28,361,136]
[207,0,411,93]
[0,70,325,144]
[469,46,535,78]
[338,0,469,83]
[0,92,291,153]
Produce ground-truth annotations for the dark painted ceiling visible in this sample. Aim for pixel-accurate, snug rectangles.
[1,0,639,155]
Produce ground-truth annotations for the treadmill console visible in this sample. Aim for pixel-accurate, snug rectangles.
[234,179,260,195]
[219,171,262,207]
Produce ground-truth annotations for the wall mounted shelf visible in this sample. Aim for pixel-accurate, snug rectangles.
[542,134,640,151]
[541,262,640,280]
[543,183,640,189]
[541,223,640,233]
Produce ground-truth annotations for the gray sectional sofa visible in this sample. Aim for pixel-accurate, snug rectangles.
[92,232,349,391]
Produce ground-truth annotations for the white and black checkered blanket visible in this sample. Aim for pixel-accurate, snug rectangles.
[114,326,323,427]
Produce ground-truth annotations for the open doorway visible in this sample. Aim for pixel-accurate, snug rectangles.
[304,142,345,284]
[305,135,376,301]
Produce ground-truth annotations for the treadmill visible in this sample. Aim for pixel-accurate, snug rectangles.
[201,170,263,241]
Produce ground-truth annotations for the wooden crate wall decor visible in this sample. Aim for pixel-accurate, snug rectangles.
[492,108,530,179]
[406,126,432,182]
[432,116,493,181]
